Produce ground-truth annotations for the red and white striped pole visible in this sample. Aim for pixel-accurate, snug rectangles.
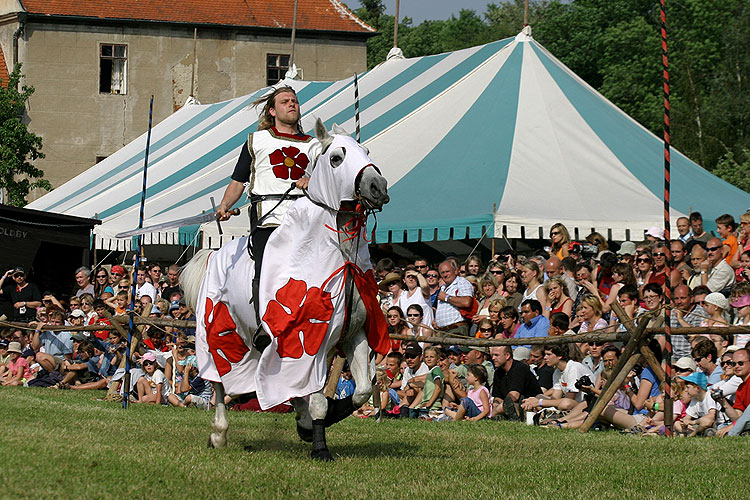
[660,0,674,435]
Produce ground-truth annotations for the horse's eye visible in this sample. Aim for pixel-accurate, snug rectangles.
[330,147,346,168]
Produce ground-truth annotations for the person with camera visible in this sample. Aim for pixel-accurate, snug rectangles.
[521,343,594,414]
[0,267,42,322]
[715,348,750,436]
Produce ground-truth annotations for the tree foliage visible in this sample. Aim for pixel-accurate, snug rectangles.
[0,64,49,206]
[353,0,750,193]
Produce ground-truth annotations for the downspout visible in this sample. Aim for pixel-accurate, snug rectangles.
[12,13,27,71]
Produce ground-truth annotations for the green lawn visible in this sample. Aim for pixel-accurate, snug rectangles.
[1,387,747,500]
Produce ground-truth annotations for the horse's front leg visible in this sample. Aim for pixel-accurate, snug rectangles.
[292,397,313,443]
[345,328,372,409]
[208,382,228,449]
[309,391,332,461]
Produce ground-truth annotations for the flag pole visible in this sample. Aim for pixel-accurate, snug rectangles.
[659,0,674,435]
[123,94,155,409]
[393,0,400,47]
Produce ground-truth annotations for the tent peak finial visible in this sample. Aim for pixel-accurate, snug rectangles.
[515,25,533,42]
[386,47,405,61]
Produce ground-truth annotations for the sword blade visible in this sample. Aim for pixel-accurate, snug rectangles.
[115,212,218,238]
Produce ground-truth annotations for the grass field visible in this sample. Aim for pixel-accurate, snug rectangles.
[2,387,748,500]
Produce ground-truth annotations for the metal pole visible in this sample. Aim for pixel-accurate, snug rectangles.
[124,95,154,409]
[393,0,400,48]
[190,28,197,97]
[353,73,361,142]
[660,0,674,435]
[289,0,299,70]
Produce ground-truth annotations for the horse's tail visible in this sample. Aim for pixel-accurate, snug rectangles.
[181,249,213,310]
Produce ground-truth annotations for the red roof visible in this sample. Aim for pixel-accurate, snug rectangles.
[0,44,8,87]
[20,0,374,33]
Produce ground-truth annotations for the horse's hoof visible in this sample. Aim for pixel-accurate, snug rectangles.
[311,448,334,462]
[297,423,313,443]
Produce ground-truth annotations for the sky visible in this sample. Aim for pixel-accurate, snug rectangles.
[344,0,500,24]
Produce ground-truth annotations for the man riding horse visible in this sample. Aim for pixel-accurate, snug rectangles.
[217,86,321,351]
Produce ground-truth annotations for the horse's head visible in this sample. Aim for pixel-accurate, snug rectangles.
[307,118,389,211]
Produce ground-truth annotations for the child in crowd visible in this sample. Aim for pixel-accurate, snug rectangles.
[445,364,491,421]
[377,352,403,417]
[1,342,32,386]
[335,362,355,400]
[409,346,443,418]
[731,294,750,347]
[674,372,719,436]
[475,318,494,339]
[105,290,129,316]
[135,352,171,404]
[0,339,10,378]
[700,293,729,328]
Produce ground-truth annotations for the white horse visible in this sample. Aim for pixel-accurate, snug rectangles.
[182,119,389,461]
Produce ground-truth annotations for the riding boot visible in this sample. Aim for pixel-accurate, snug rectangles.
[251,277,271,353]
[323,396,355,427]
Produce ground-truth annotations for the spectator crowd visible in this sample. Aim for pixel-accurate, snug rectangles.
[2,210,750,436]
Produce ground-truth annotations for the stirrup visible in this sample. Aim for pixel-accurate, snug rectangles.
[252,326,271,353]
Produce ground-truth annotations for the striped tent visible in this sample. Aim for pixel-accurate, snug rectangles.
[28,28,750,250]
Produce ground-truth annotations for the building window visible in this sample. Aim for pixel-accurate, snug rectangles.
[267,54,289,86]
[100,44,127,94]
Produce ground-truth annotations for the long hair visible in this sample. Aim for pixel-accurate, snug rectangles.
[252,86,303,133]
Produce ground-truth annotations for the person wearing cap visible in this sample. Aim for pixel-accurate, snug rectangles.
[68,308,86,328]
[0,339,10,372]
[398,269,434,328]
[671,285,707,358]
[674,371,719,436]
[645,226,665,242]
[698,237,736,292]
[0,266,42,322]
[673,356,698,377]
[135,351,172,404]
[731,294,750,348]
[617,241,637,265]
[400,342,429,410]
[1,342,31,386]
[455,346,494,391]
[490,346,541,420]
[434,260,474,337]
[700,292,730,329]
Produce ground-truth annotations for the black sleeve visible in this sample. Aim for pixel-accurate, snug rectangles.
[230,142,252,183]
[28,284,42,302]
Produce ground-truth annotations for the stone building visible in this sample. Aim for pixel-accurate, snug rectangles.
[0,0,374,200]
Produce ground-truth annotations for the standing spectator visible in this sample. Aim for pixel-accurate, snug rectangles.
[549,223,571,260]
[0,267,42,322]
[434,260,473,337]
[698,237,736,292]
[730,212,750,272]
[147,263,163,290]
[398,270,434,329]
[518,260,547,312]
[378,272,404,312]
[424,268,441,308]
[490,346,541,420]
[413,257,430,277]
[676,216,693,243]
[134,268,157,302]
[687,245,707,289]
[464,255,483,277]
[715,214,738,266]
[74,267,95,297]
[161,265,182,302]
[543,276,572,318]
[474,273,503,324]
[497,306,520,339]
[671,239,688,267]
[689,212,712,244]
[93,268,114,299]
[515,300,550,346]
[544,256,577,300]
[502,272,524,311]
[109,265,126,293]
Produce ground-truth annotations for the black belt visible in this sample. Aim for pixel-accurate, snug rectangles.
[250,194,303,203]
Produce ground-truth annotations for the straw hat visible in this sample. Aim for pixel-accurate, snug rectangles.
[378,272,403,292]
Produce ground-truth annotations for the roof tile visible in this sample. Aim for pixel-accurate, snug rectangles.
[20,0,374,33]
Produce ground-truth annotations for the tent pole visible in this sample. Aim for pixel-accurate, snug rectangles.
[190,28,197,97]
[491,203,496,257]
[289,0,299,70]
[393,0,400,48]
[524,0,529,27]
[660,0,674,435]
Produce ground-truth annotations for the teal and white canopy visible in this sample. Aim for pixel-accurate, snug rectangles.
[28,28,750,250]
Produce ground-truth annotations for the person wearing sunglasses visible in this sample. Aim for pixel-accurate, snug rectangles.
[691,336,724,386]
[93,268,115,300]
[549,223,571,260]
[715,348,750,436]
[698,237,736,292]
[0,266,42,322]
[398,270,434,330]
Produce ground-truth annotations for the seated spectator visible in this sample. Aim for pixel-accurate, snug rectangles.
[170,349,211,409]
[490,346,541,420]
[455,346,494,390]
[386,306,411,352]
[497,306,520,339]
[335,362,355,400]
[408,346,443,418]
[31,312,73,373]
[445,364,491,421]
[475,318,494,339]
[521,344,595,413]
[377,352,404,415]
[673,356,697,378]
[406,304,432,341]
[577,295,608,333]
[700,292,729,328]
[692,337,723,385]
[674,371,719,436]
[582,341,605,379]
[515,300,550,347]
[105,290,129,316]
[1,342,32,386]
[502,272,524,311]
[135,352,171,404]
[712,351,743,405]
[671,285,707,358]
[624,339,663,413]
[400,343,428,410]
[528,344,555,394]
[716,348,750,436]
[474,273,503,324]
[544,276,572,318]
[548,312,571,336]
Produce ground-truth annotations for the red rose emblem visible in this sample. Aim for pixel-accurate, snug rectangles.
[269,146,310,180]
[204,298,250,376]
[262,278,334,359]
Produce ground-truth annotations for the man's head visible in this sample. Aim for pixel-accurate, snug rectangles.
[490,345,513,369]
[136,268,147,285]
[543,344,569,368]
[166,264,180,285]
[690,244,707,269]
[385,352,403,374]
[544,256,562,277]
[672,284,693,311]
[403,342,423,369]
[692,285,710,308]
[464,347,488,365]
[75,267,91,288]
[715,213,737,238]
[110,265,126,285]
[255,86,302,133]
[148,263,162,284]
[11,267,26,285]
[414,258,429,276]
[706,237,724,265]
[617,285,639,307]
[548,312,570,336]
[732,348,750,380]
[670,239,686,264]
[520,299,542,326]
[676,217,690,237]
[438,260,459,286]
[529,345,544,365]
[602,345,619,369]
[652,245,671,269]
[574,263,592,283]
[689,211,704,235]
